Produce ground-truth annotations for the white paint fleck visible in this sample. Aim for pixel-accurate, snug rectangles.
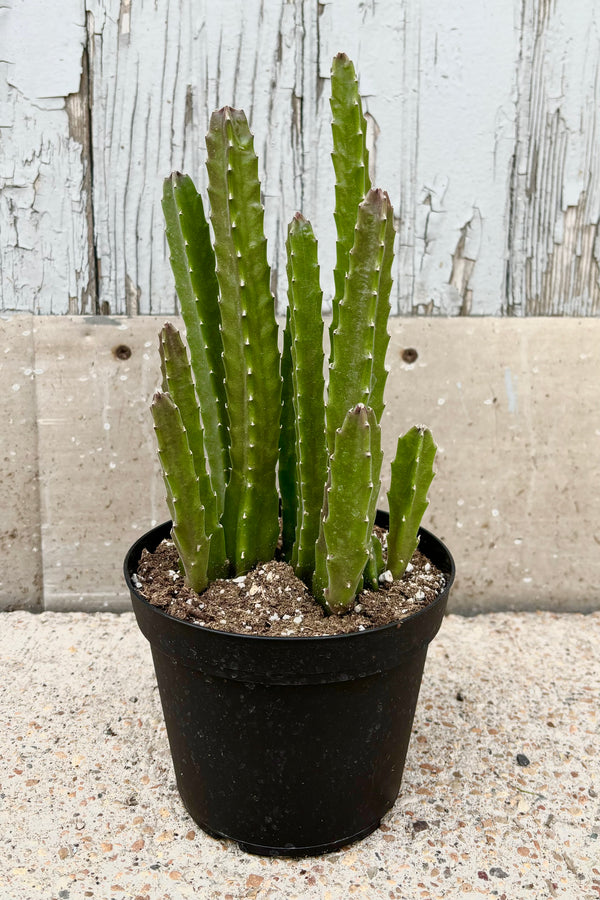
[12,383,20,392]
[103,422,110,431]
[437,397,446,406]
[492,509,499,517]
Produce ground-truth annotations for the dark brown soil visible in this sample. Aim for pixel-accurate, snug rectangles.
[133,537,447,637]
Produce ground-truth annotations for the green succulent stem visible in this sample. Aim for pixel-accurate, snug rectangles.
[162,174,228,512]
[330,52,371,360]
[279,308,297,559]
[158,324,227,578]
[206,106,282,573]
[364,534,385,590]
[151,391,209,593]
[326,188,394,455]
[313,404,375,615]
[387,426,436,579]
[286,214,327,584]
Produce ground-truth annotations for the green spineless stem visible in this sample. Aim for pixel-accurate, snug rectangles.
[206,107,281,573]
[387,426,436,579]
[279,307,297,559]
[162,175,228,512]
[330,52,371,361]
[326,188,390,455]
[151,391,209,593]
[313,404,374,614]
[159,324,227,578]
[286,214,327,584]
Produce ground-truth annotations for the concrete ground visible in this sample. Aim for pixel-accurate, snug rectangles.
[1,610,598,900]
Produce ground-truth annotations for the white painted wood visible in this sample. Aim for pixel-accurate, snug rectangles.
[1,0,600,315]
[86,0,302,314]
[506,0,600,314]
[318,0,519,314]
[0,0,93,314]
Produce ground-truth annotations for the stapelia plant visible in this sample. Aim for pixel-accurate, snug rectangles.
[152,52,436,614]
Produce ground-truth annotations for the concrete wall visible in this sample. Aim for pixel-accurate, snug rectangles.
[2,315,598,614]
[1,0,600,317]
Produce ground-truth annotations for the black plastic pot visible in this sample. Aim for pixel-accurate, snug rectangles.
[124,511,454,857]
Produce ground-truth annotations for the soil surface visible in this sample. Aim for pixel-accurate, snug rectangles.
[133,537,447,637]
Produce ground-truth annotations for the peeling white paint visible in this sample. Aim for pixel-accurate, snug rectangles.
[1,1,599,316]
[506,0,600,314]
[0,0,86,100]
[0,0,91,314]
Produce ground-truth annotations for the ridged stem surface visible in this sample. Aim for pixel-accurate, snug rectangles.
[387,426,436,578]
[162,174,228,511]
[151,391,209,593]
[286,214,327,583]
[329,52,371,358]
[313,404,374,614]
[279,308,297,559]
[159,324,227,578]
[206,107,281,573]
[326,188,391,455]
[368,192,394,422]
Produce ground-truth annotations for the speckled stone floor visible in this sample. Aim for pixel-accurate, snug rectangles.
[1,611,598,900]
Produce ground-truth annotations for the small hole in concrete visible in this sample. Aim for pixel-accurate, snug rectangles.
[401,347,418,364]
[113,344,132,360]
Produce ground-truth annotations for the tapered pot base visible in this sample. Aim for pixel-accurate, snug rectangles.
[125,513,455,857]
[198,816,381,857]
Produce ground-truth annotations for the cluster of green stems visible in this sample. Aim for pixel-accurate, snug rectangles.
[152,54,436,615]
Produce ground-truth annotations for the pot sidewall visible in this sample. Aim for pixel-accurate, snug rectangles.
[124,516,455,855]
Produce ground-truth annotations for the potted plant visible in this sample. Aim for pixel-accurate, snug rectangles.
[124,53,455,857]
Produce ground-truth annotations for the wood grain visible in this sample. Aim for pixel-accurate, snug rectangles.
[1,0,599,316]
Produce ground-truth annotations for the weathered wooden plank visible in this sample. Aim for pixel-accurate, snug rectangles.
[87,0,302,315]
[319,0,519,315]
[2,0,600,316]
[0,0,93,314]
[506,0,600,315]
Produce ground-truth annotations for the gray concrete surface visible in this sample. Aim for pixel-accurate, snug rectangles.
[1,610,598,899]
[1,315,600,614]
